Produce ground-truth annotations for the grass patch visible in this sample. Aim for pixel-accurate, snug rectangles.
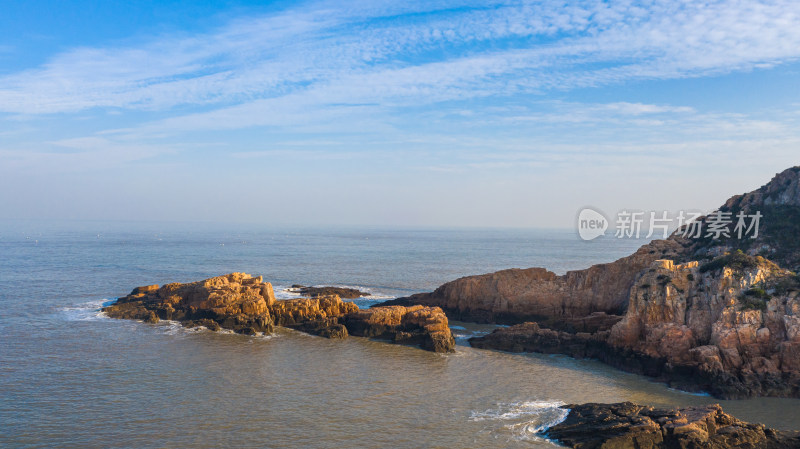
[656,274,671,286]
[739,287,770,311]
[699,250,760,274]
[771,274,800,296]
[691,205,800,271]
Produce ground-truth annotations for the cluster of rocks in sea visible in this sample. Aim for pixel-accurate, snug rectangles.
[548,402,800,448]
[103,273,455,353]
[381,166,800,399]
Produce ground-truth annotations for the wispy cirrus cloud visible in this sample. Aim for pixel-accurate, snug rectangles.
[1,0,799,120]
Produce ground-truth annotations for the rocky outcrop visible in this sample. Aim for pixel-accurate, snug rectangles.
[288,285,369,299]
[270,295,360,327]
[381,238,683,329]
[103,273,455,352]
[546,402,800,449]
[342,305,456,353]
[471,255,800,398]
[270,295,360,339]
[103,272,276,335]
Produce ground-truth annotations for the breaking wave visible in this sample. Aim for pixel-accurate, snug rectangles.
[58,299,114,321]
[470,400,569,442]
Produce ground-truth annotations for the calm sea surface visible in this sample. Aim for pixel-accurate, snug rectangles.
[2,221,799,448]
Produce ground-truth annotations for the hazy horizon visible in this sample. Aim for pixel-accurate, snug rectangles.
[2,1,799,228]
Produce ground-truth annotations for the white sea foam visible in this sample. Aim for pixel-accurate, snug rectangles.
[160,320,275,339]
[274,286,304,300]
[470,400,569,442]
[452,328,491,340]
[162,320,186,335]
[58,299,114,321]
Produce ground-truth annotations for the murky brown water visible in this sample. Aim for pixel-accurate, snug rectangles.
[8,314,799,448]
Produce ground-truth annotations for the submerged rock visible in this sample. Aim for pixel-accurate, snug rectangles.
[288,285,370,299]
[103,273,454,352]
[547,402,800,449]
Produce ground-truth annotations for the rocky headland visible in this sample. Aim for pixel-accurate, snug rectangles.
[546,402,800,448]
[103,273,454,353]
[382,166,800,397]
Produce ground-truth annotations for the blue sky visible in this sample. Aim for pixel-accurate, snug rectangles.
[1,0,799,227]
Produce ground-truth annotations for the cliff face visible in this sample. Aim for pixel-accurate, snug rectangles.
[470,253,800,397]
[609,255,800,397]
[384,239,683,330]
[104,273,455,353]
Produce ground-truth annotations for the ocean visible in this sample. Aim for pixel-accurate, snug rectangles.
[2,221,799,448]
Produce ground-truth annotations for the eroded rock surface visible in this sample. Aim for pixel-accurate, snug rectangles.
[547,402,800,449]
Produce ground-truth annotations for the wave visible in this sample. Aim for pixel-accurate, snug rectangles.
[470,400,569,442]
[58,299,114,321]
[274,286,304,300]
[63,301,276,340]
[160,319,275,339]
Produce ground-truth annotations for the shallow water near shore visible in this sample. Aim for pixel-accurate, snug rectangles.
[2,221,799,448]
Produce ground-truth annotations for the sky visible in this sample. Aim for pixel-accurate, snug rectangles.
[1,0,799,228]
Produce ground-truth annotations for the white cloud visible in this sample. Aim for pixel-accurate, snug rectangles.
[1,0,799,121]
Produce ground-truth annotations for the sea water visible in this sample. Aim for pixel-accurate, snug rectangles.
[1,220,798,448]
